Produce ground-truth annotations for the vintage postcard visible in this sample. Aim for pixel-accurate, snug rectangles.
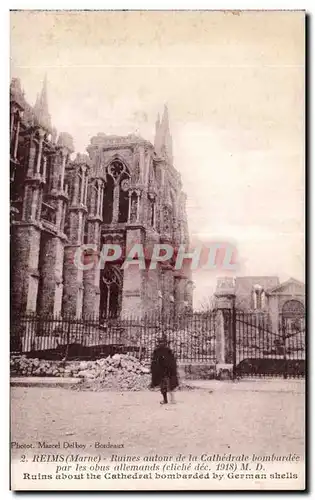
[10,10,305,491]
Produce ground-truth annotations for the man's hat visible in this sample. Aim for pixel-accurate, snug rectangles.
[157,333,168,345]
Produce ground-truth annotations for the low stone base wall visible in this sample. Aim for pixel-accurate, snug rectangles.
[179,363,235,380]
[179,363,216,380]
[11,356,234,382]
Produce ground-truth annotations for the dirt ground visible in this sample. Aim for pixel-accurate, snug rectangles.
[11,381,305,460]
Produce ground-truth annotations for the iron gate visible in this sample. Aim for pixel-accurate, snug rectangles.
[235,311,305,378]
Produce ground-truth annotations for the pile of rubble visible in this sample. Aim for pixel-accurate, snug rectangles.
[74,354,152,391]
[10,354,195,391]
[11,354,151,391]
[10,355,69,378]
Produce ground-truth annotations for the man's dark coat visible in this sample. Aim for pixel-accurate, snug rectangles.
[150,345,179,391]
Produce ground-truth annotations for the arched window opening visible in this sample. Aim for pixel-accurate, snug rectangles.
[41,155,56,225]
[68,177,75,205]
[40,154,47,180]
[130,192,138,223]
[84,173,88,206]
[10,111,20,159]
[102,174,114,224]
[83,216,89,244]
[148,196,156,228]
[43,156,52,197]
[151,201,155,227]
[252,284,264,310]
[103,160,130,224]
[100,265,123,319]
[282,300,305,318]
[10,161,26,222]
[34,139,40,174]
[64,217,70,239]
[60,205,66,234]
[108,160,124,181]
[77,169,83,204]
[281,300,305,344]
[92,182,98,216]
[118,175,130,223]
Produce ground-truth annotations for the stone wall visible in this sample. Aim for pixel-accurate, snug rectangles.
[11,224,41,313]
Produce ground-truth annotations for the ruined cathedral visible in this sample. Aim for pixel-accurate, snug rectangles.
[10,78,193,319]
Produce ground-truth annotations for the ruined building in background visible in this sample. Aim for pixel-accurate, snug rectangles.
[214,276,305,333]
[10,77,193,319]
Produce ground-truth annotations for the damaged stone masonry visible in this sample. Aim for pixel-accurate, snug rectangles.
[10,353,153,391]
[10,77,193,319]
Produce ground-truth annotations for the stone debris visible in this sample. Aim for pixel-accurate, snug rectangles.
[10,354,194,391]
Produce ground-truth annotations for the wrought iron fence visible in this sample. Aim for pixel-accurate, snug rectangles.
[10,309,305,378]
[10,311,217,363]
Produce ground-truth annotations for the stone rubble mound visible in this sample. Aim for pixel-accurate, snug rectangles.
[11,353,149,383]
[10,353,195,391]
[74,354,152,391]
[10,355,69,378]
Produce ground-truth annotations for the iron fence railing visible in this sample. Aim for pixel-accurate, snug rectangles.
[10,310,305,378]
[10,311,217,363]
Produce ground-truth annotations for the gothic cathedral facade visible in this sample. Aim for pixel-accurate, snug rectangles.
[10,78,193,319]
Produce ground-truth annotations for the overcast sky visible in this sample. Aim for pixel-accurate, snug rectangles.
[10,10,305,307]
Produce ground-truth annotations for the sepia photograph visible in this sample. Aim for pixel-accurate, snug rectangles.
[9,9,305,491]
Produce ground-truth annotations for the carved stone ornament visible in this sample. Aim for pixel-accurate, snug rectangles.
[121,178,130,192]
[108,161,124,180]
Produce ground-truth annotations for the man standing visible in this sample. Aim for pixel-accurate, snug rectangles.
[150,334,179,404]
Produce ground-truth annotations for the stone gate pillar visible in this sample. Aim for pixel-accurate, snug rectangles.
[215,305,235,379]
[214,277,236,379]
[160,265,175,319]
